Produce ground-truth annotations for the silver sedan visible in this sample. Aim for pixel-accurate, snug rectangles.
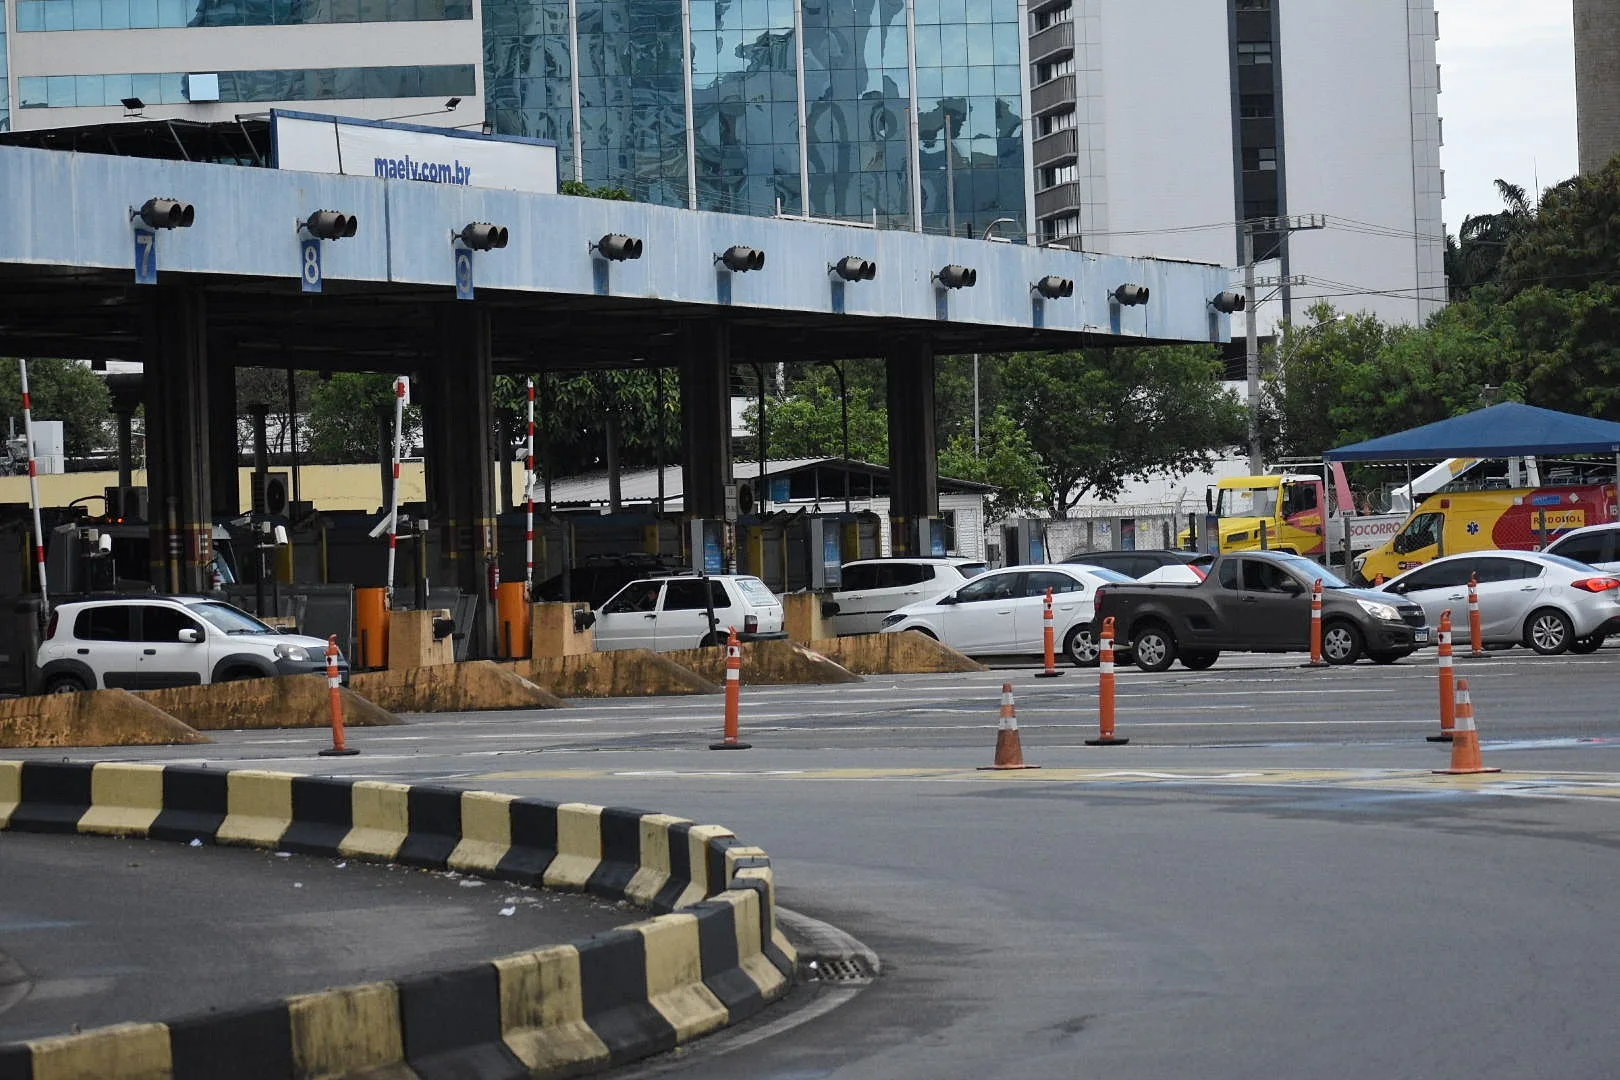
[1377,551,1620,655]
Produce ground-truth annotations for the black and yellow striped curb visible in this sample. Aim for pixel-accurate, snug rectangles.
[0,760,797,1080]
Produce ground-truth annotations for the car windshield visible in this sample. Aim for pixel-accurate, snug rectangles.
[1269,552,1352,589]
[188,602,276,635]
[1217,486,1279,518]
[1088,567,1134,583]
[735,577,779,604]
[1542,553,1606,574]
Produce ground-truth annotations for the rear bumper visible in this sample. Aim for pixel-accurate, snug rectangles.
[738,630,789,643]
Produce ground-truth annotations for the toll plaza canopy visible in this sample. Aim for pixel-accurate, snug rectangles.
[0,141,1234,367]
[1325,403,1620,462]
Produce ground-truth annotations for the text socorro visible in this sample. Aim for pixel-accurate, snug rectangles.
[373,155,474,185]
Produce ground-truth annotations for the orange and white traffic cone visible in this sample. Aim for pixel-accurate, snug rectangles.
[317,635,359,757]
[709,628,752,750]
[1302,578,1328,667]
[1086,617,1129,746]
[1433,679,1500,775]
[1465,573,1488,659]
[979,682,1039,770]
[1427,610,1455,742]
[1035,586,1064,678]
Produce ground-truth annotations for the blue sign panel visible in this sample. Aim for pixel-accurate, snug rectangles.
[703,525,724,574]
[454,247,474,300]
[300,237,323,293]
[133,227,157,285]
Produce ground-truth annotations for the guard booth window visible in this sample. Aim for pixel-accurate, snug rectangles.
[75,606,133,641]
[664,580,732,610]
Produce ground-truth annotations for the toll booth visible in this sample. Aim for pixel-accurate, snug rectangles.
[1001,519,1048,566]
[736,511,879,593]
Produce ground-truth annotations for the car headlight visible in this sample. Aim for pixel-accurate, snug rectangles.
[881,613,907,628]
[274,643,311,662]
[1356,599,1402,622]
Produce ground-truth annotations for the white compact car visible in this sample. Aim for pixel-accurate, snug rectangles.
[37,596,345,693]
[1543,522,1620,575]
[880,563,1132,665]
[592,574,786,652]
[1377,550,1620,654]
[830,558,987,635]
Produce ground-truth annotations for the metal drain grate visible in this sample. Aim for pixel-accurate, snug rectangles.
[807,956,875,985]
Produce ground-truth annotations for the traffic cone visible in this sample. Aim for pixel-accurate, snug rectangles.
[1085,617,1129,746]
[1427,610,1455,742]
[978,682,1039,770]
[1433,679,1500,775]
[709,628,752,750]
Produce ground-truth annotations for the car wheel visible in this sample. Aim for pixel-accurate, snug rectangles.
[1321,621,1364,665]
[699,632,724,649]
[1367,651,1409,664]
[1131,623,1177,673]
[1525,608,1573,655]
[45,674,89,694]
[220,668,261,682]
[1064,626,1099,668]
[1570,633,1606,655]
[1179,651,1218,671]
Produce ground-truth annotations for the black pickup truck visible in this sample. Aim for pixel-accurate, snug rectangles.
[1092,551,1431,671]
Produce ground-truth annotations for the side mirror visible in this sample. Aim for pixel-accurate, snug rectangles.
[178,628,203,644]
[1281,579,1304,595]
[1205,488,1214,512]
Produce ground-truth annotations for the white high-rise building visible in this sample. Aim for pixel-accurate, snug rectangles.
[1028,0,1447,333]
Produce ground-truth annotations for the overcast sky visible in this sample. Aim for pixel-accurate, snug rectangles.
[1438,0,1578,227]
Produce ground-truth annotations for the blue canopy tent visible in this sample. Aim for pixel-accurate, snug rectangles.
[1325,402,1620,462]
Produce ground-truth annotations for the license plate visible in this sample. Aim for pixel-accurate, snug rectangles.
[1414,628,1431,644]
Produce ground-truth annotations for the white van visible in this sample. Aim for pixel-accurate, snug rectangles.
[830,558,987,636]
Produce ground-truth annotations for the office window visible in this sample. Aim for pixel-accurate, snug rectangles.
[1242,146,1277,172]
[1237,41,1272,65]
[18,64,475,107]
[1041,109,1076,135]
[1041,163,1077,187]
[1239,93,1272,119]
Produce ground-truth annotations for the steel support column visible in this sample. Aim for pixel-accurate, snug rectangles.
[207,359,239,518]
[886,340,938,555]
[425,305,498,657]
[142,287,214,594]
[679,320,732,521]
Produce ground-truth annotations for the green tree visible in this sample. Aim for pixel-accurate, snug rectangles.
[998,346,1246,518]
[1445,178,1534,300]
[745,364,890,463]
[304,373,421,464]
[937,411,1046,519]
[559,180,633,201]
[0,358,114,459]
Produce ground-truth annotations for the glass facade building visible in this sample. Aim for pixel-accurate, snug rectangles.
[485,0,1032,238]
[1,1,9,132]
[11,0,471,31]
[17,64,475,108]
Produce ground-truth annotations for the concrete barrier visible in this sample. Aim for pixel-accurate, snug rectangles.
[0,689,209,748]
[518,650,719,698]
[809,630,989,675]
[781,592,832,643]
[0,760,796,1079]
[664,639,862,686]
[349,661,566,713]
[139,675,400,731]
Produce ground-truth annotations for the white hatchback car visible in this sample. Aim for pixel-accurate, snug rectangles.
[592,574,786,652]
[880,563,1132,665]
[1377,550,1620,654]
[37,596,344,693]
[830,558,987,636]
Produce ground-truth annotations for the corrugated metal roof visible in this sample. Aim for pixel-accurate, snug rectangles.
[541,457,993,507]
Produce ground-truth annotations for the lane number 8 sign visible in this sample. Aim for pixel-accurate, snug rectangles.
[300,237,324,293]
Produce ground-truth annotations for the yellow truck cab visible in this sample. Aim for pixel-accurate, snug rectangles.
[1196,474,1327,556]
[1357,481,1620,582]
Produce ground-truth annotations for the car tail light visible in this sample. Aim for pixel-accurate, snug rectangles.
[744,614,758,633]
[1572,577,1620,593]
[44,610,58,640]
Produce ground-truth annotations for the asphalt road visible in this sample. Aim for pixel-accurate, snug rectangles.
[7,646,1620,1077]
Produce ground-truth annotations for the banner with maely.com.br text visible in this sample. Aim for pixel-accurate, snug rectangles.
[271,111,558,196]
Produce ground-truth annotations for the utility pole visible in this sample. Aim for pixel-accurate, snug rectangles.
[1242,214,1326,474]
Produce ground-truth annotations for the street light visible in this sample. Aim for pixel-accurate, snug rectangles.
[982,217,1017,242]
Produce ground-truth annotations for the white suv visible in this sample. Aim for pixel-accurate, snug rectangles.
[37,597,345,694]
[591,574,786,652]
[830,558,987,636]
[1544,522,1620,574]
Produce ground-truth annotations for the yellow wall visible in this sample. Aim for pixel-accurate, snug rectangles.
[0,463,527,514]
